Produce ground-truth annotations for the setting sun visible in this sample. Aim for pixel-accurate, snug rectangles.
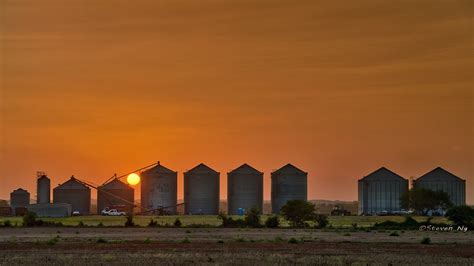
[126,173,140,186]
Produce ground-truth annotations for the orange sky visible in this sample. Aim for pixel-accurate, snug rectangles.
[1,0,472,203]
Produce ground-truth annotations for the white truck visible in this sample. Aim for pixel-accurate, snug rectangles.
[101,208,126,216]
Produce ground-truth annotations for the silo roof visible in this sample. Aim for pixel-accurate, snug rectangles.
[99,178,133,190]
[416,167,465,182]
[229,163,263,174]
[142,163,176,174]
[38,175,50,180]
[54,176,90,190]
[271,163,307,175]
[359,167,406,181]
[12,188,29,194]
[185,163,219,174]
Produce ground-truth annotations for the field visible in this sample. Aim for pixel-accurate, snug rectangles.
[0,215,450,227]
[0,215,472,264]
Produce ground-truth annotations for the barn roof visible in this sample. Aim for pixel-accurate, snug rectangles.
[54,176,90,190]
[228,163,263,175]
[416,167,465,182]
[99,178,133,190]
[271,163,307,175]
[359,167,407,182]
[185,163,219,174]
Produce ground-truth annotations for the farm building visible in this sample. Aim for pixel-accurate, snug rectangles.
[10,188,30,215]
[27,203,72,217]
[413,167,466,206]
[184,163,220,215]
[97,178,134,214]
[140,162,178,214]
[227,163,263,215]
[358,167,408,215]
[271,164,307,214]
[37,174,51,204]
[53,176,91,215]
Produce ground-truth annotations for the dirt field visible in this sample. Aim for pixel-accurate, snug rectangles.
[0,227,472,265]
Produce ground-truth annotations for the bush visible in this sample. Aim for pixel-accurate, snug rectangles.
[1,220,12,227]
[288,237,299,244]
[280,200,316,228]
[265,216,280,228]
[218,212,246,228]
[23,211,38,227]
[244,208,261,228]
[98,222,104,227]
[78,221,85,227]
[446,205,474,227]
[314,214,329,228]
[47,237,59,245]
[148,219,158,227]
[97,238,108,243]
[389,231,400,237]
[124,214,135,227]
[174,218,182,227]
[181,237,190,243]
[421,237,431,245]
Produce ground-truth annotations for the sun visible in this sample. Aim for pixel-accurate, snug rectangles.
[127,173,140,185]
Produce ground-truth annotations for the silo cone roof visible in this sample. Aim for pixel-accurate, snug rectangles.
[416,167,465,182]
[272,163,307,175]
[185,163,219,174]
[12,188,29,194]
[54,177,90,190]
[143,163,176,174]
[99,178,133,190]
[229,163,263,175]
[360,167,406,182]
[38,175,50,181]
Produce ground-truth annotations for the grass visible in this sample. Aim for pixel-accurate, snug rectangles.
[0,215,451,228]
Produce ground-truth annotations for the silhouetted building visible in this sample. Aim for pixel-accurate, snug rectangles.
[184,163,220,215]
[10,188,30,215]
[37,174,51,204]
[271,164,307,214]
[141,162,178,214]
[53,176,91,215]
[98,178,134,214]
[413,167,466,206]
[227,163,263,215]
[358,167,408,215]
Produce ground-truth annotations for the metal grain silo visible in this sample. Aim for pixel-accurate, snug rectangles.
[141,162,178,214]
[184,163,220,215]
[53,176,91,215]
[271,163,307,214]
[37,174,51,204]
[227,164,263,215]
[98,178,135,214]
[413,167,466,206]
[358,167,408,215]
[10,188,30,215]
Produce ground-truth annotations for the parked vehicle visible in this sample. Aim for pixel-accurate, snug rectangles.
[72,211,81,216]
[101,207,126,216]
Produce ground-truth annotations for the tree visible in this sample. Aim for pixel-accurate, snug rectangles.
[446,205,474,227]
[265,216,279,228]
[314,214,329,228]
[401,188,452,214]
[280,200,315,227]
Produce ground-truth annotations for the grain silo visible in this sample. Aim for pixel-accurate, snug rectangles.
[358,167,408,215]
[184,163,220,215]
[227,163,263,215]
[10,188,30,215]
[141,162,178,214]
[97,178,134,214]
[53,176,91,215]
[37,174,51,204]
[271,163,307,214]
[413,167,466,206]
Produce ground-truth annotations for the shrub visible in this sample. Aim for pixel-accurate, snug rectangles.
[144,238,151,244]
[244,207,261,228]
[274,236,283,242]
[2,220,12,227]
[78,221,85,227]
[288,237,298,244]
[97,238,108,243]
[446,205,474,227]
[265,216,280,228]
[280,200,316,228]
[23,211,38,227]
[389,231,400,237]
[98,222,104,227]
[174,218,182,227]
[217,240,224,244]
[47,237,59,245]
[421,237,431,245]
[148,219,158,227]
[218,212,246,228]
[181,237,190,243]
[314,214,329,228]
[124,214,135,227]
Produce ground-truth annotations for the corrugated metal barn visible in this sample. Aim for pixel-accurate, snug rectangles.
[184,163,220,215]
[53,176,91,215]
[97,178,134,214]
[140,162,178,214]
[271,164,307,214]
[227,163,263,215]
[413,167,466,206]
[358,167,408,215]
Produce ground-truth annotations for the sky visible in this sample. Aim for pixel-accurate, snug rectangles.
[1,0,472,203]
